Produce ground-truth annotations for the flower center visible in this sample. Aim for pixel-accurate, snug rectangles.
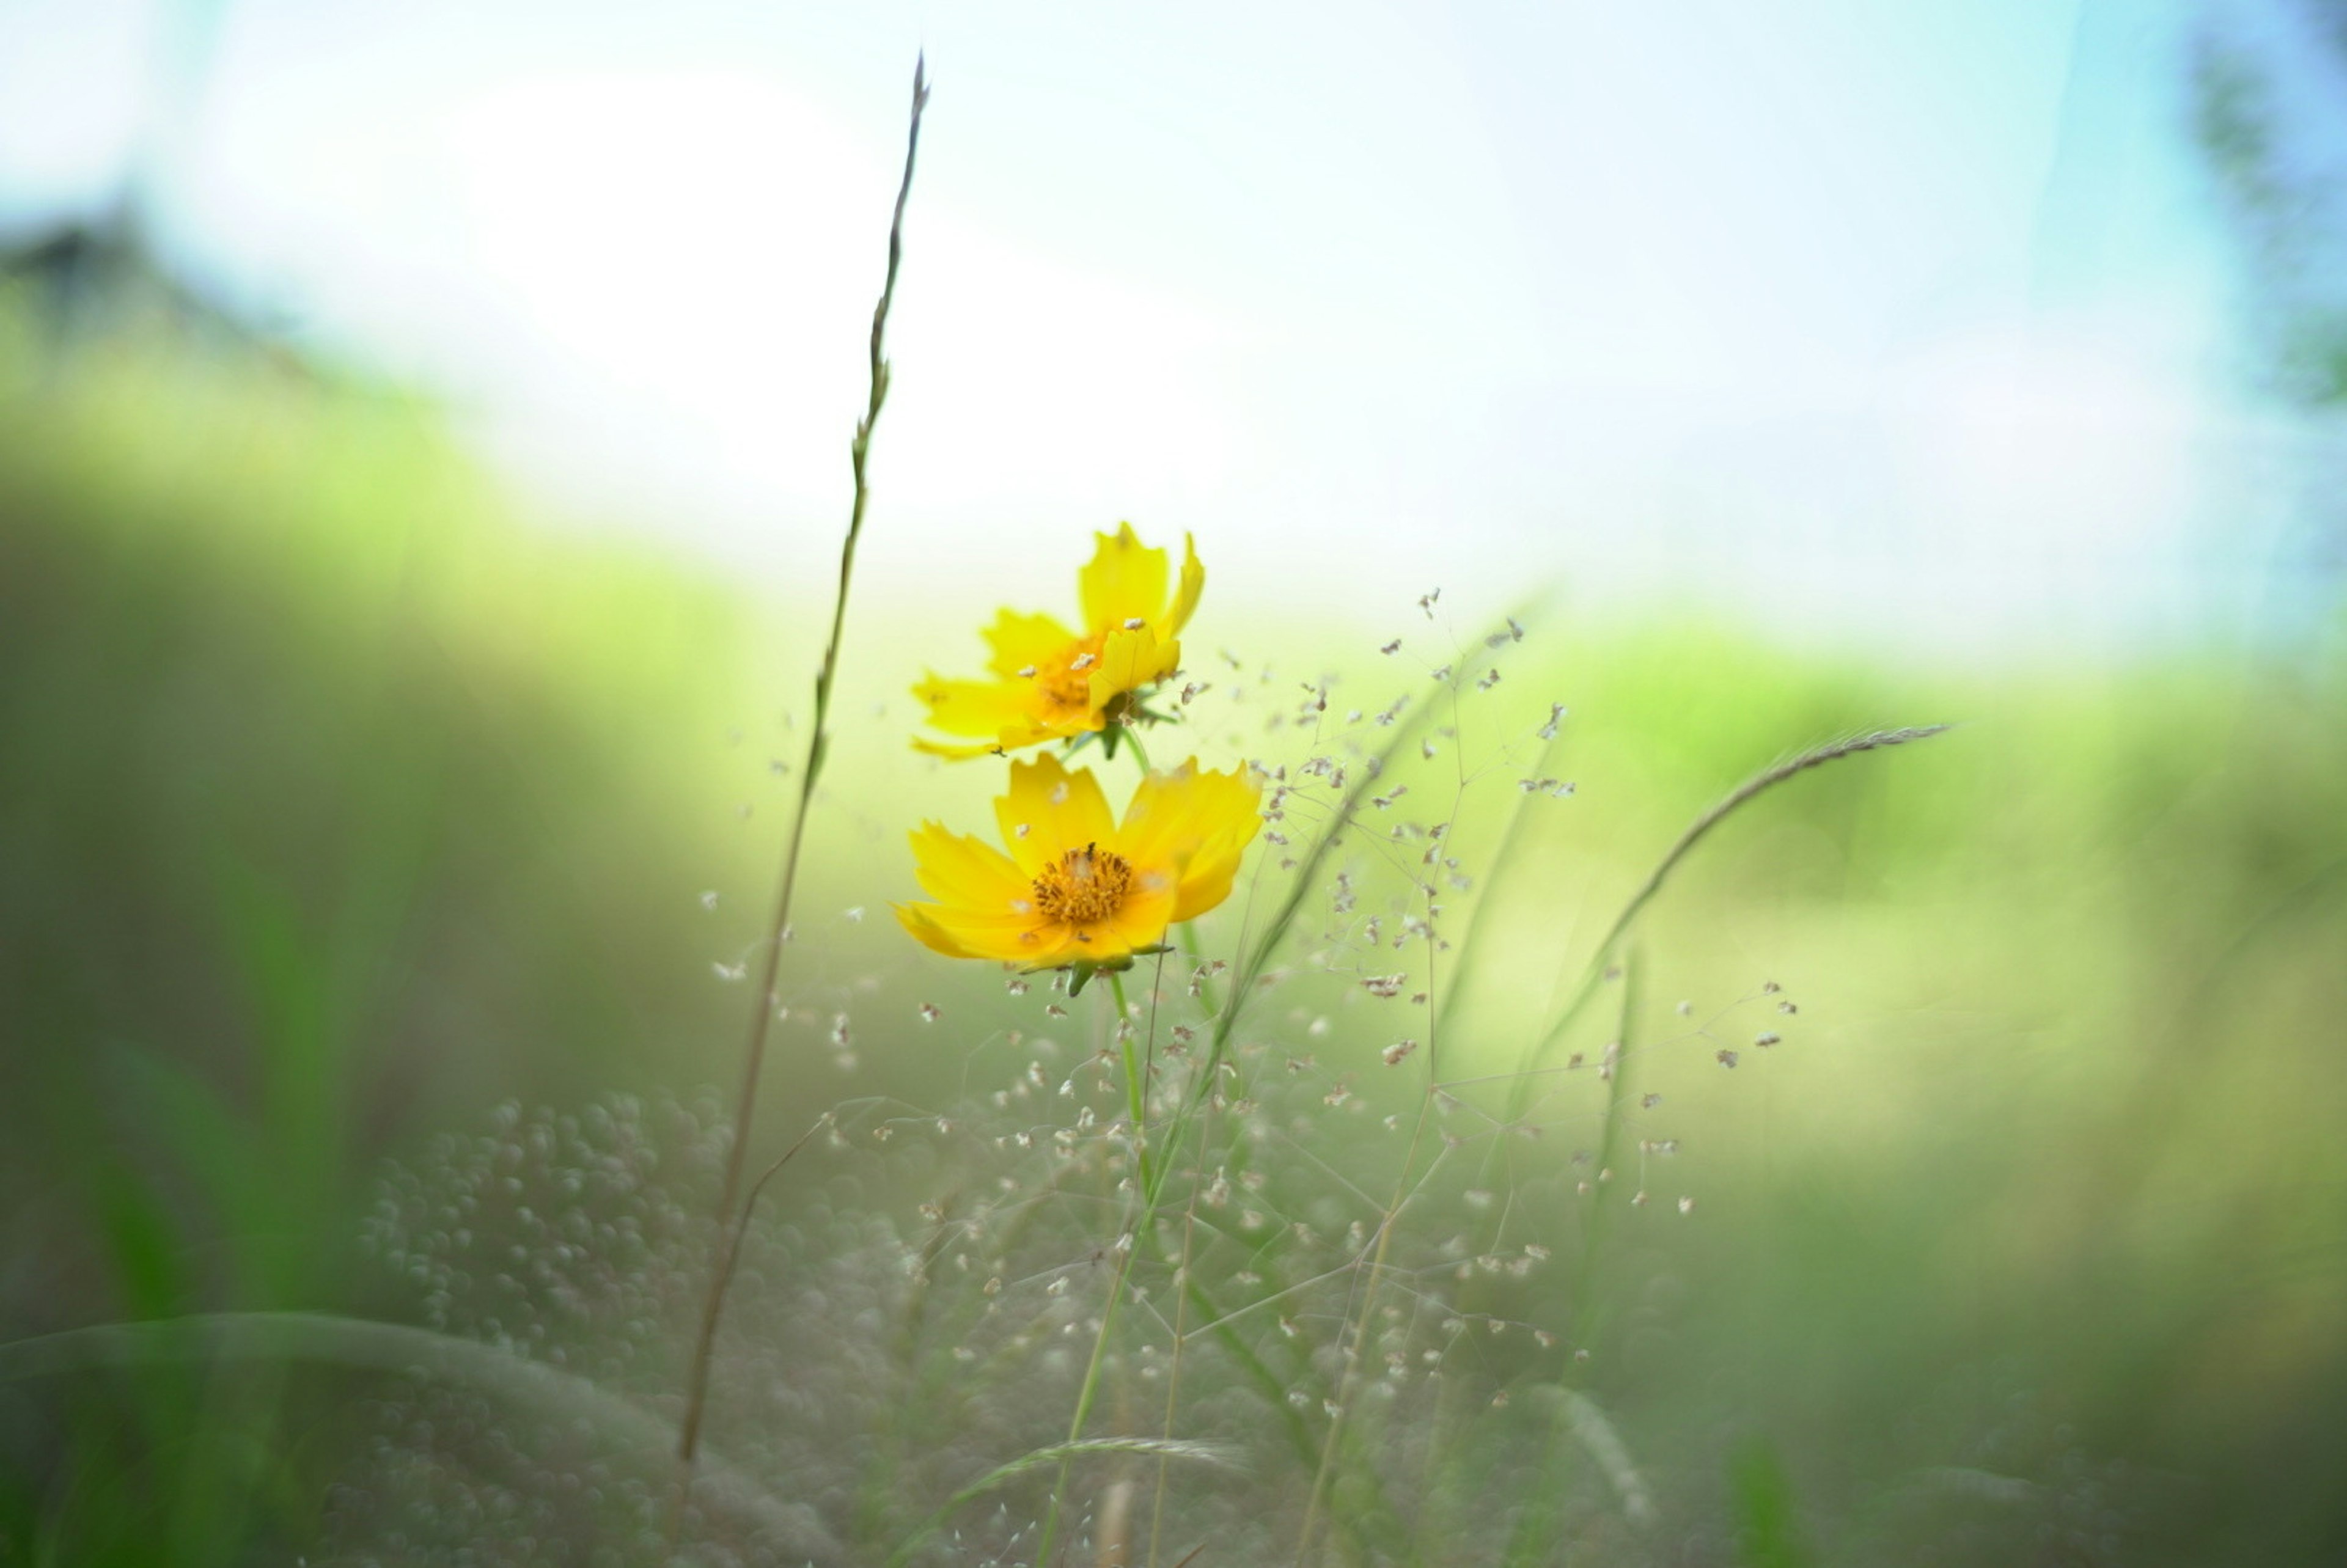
[1030,842,1133,927]
[1033,631,1111,713]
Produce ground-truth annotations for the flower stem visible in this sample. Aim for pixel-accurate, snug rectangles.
[1034,967,1164,1567]
[666,54,929,1544]
[1119,722,1155,775]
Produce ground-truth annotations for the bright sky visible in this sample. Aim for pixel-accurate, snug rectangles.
[0,0,2329,657]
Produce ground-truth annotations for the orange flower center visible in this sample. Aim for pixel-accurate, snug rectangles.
[1033,631,1111,714]
[1030,842,1133,927]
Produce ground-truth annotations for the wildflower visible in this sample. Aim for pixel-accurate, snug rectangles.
[896,752,1260,972]
[913,524,1205,758]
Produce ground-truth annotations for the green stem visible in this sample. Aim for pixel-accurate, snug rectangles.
[1034,966,1159,1567]
[1120,723,1155,775]
[1041,628,1523,1566]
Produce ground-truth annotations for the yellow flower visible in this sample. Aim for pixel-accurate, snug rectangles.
[913,523,1205,758]
[897,752,1261,969]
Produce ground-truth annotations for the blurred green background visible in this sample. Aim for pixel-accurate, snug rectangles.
[2,282,2342,1563]
[6,2,2347,1555]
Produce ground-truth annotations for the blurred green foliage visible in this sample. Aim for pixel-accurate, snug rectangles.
[0,299,782,1558]
[2,297,2345,1563]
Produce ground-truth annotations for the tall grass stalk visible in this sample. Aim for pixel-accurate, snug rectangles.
[1425,728,1567,1046]
[1500,948,1644,1566]
[1198,639,1502,1094]
[1036,640,1495,1567]
[1309,716,1946,1559]
[1516,725,1949,1110]
[1565,943,1641,1342]
[1387,733,1566,1553]
[1290,640,1503,1566]
[1218,640,1513,1563]
[669,54,930,1531]
[1293,804,1455,1566]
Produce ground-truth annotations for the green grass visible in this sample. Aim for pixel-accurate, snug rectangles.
[3,298,2345,1564]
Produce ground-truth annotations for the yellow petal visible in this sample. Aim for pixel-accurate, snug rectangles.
[982,609,1081,681]
[994,753,1116,877]
[1086,626,1181,714]
[913,735,1009,761]
[900,902,1057,963]
[1116,758,1263,877]
[895,902,985,959]
[1164,533,1204,636]
[1171,835,1250,922]
[907,824,1030,911]
[1101,876,1180,953]
[914,673,1033,738]
[1018,926,1092,969]
[913,711,1095,760]
[1078,522,1170,635]
[996,709,1096,750]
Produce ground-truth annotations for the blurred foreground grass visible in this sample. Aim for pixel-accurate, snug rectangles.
[2,304,2344,1564]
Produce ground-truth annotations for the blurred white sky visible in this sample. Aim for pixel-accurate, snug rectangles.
[1,0,2338,657]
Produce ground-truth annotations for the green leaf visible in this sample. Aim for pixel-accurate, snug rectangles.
[1731,1437,1812,1568]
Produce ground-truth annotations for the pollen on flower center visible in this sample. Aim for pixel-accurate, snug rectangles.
[1032,634,1110,712]
[1030,842,1134,926]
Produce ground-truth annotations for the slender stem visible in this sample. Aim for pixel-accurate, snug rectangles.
[1189,641,1475,1104]
[1569,946,1640,1354]
[1120,723,1155,775]
[1513,724,1948,1117]
[667,54,930,1538]
[1049,631,1518,1567]
[1499,950,1641,1568]
[1427,729,1565,1047]
[1290,677,1481,1566]
[1297,866,1445,1566]
[1034,957,1189,1565]
[1035,970,1172,1565]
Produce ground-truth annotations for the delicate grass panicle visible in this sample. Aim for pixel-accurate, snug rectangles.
[198,58,1954,1568]
[340,571,1950,1562]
